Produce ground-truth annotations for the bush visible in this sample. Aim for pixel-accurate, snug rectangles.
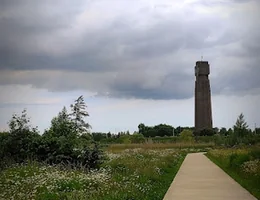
[197,129,215,136]
[180,130,194,142]
[229,153,250,169]
[207,148,260,199]
[4,130,40,162]
[213,134,225,146]
[1,97,103,171]
[195,136,215,143]
[130,134,146,143]
[0,132,9,159]
[37,130,103,170]
[249,148,260,160]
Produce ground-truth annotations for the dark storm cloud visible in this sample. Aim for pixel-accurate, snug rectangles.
[0,0,260,100]
[213,16,260,94]
[0,1,231,71]
[212,65,260,96]
[107,68,194,100]
[0,0,98,71]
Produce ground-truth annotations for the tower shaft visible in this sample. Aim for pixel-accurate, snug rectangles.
[194,61,212,132]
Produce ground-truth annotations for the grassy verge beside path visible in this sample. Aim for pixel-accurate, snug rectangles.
[206,147,260,200]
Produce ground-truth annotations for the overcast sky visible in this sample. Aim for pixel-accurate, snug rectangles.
[0,0,260,133]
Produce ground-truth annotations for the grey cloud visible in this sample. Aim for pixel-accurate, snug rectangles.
[232,0,256,3]
[0,103,56,108]
[106,68,194,100]
[0,0,260,100]
[241,31,260,58]
[0,70,114,93]
[211,56,260,95]
[0,1,234,71]
[191,0,256,6]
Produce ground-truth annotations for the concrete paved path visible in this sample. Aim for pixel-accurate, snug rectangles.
[163,152,257,200]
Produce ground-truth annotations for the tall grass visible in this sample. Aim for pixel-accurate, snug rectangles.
[106,142,214,153]
[0,148,186,200]
[206,146,260,199]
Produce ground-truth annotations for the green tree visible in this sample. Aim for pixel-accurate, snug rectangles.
[138,123,145,135]
[219,127,228,136]
[180,129,194,142]
[0,131,9,165]
[130,133,145,143]
[213,127,219,134]
[107,132,112,138]
[47,106,75,138]
[92,132,107,142]
[154,124,173,137]
[40,104,102,169]
[234,113,248,130]
[233,113,249,137]
[8,109,32,133]
[70,95,91,135]
[175,126,184,136]
[119,135,131,144]
[5,109,40,162]
[39,106,78,163]
[199,128,215,136]
[227,128,233,135]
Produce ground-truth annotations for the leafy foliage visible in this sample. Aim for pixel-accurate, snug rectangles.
[0,96,102,171]
[0,148,186,200]
[180,129,194,142]
[233,113,249,138]
[138,123,176,137]
[234,113,249,130]
[70,95,91,134]
[207,148,260,199]
[3,109,40,163]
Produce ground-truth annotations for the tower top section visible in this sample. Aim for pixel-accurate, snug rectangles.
[195,61,210,76]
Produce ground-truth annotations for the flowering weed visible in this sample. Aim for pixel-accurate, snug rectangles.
[206,147,260,199]
[0,149,186,200]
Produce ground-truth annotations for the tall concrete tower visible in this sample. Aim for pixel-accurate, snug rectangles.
[194,61,213,132]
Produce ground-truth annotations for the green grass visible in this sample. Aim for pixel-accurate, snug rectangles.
[206,147,260,200]
[106,142,214,153]
[0,148,186,200]
[99,149,186,200]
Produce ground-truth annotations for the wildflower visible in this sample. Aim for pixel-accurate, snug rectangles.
[241,159,260,175]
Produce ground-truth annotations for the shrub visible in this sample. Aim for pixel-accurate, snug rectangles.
[180,130,194,142]
[1,96,103,171]
[198,129,215,136]
[250,148,260,160]
[1,109,41,163]
[0,132,8,159]
[207,148,260,199]
[229,153,250,169]
[5,130,40,162]
[39,132,103,170]
[130,133,146,143]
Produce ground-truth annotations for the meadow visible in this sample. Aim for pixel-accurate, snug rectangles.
[1,102,259,199]
[207,146,260,199]
[1,142,260,199]
[0,145,194,200]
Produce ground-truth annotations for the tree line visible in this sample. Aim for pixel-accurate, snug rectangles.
[1,95,259,169]
[92,113,259,141]
[89,113,260,146]
[0,96,102,170]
